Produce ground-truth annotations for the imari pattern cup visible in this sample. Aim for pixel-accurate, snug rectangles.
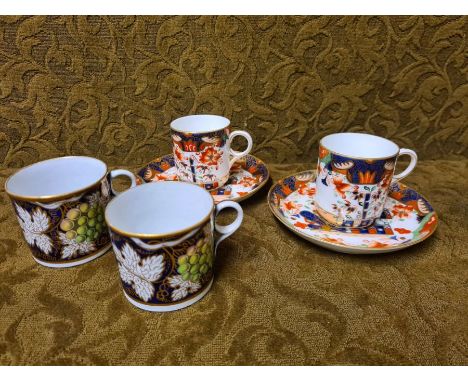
[5,156,137,268]
[315,133,418,228]
[105,181,243,312]
[170,114,253,190]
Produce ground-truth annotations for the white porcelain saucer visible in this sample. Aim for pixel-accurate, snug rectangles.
[268,170,438,254]
[136,154,269,203]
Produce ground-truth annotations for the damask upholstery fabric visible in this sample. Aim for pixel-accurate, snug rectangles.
[0,16,467,365]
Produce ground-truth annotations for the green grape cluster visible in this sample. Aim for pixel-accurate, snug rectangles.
[176,237,214,282]
[59,202,107,243]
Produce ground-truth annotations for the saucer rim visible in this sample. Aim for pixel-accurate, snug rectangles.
[137,153,270,204]
[267,170,438,254]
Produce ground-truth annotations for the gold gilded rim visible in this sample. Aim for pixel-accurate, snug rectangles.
[105,181,215,239]
[267,170,438,253]
[319,133,400,161]
[5,156,108,202]
[170,114,230,135]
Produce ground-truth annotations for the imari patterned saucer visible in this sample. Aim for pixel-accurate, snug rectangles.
[268,171,438,254]
[136,154,269,203]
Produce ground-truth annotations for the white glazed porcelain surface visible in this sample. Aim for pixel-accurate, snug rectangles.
[6,156,107,198]
[321,132,399,158]
[171,114,230,133]
[105,182,214,236]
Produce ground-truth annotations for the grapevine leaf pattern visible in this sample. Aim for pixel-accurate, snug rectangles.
[168,275,202,302]
[113,242,165,302]
[86,191,101,207]
[86,180,110,207]
[15,203,53,254]
[58,232,96,259]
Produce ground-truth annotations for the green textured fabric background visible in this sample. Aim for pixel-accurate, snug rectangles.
[0,16,467,365]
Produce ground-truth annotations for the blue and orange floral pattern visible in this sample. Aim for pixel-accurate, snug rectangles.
[171,128,229,190]
[315,144,397,227]
[268,170,437,253]
[137,154,269,203]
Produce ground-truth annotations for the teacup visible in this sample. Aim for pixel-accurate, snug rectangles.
[315,133,418,228]
[170,114,253,190]
[5,156,136,268]
[105,181,243,312]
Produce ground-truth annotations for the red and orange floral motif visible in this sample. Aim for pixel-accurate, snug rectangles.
[319,145,329,159]
[321,236,345,245]
[160,161,171,171]
[391,203,414,218]
[183,140,198,152]
[367,241,389,248]
[199,147,222,166]
[238,176,257,188]
[421,215,437,235]
[394,227,411,234]
[332,177,351,199]
[293,221,308,229]
[282,200,302,215]
[174,146,183,161]
[200,138,222,151]
[297,183,316,196]
[358,170,376,184]
[231,163,243,171]
[153,173,178,181]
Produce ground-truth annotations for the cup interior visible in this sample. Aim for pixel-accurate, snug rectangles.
[321,133,399,159]
[105,182,214,237]
[170,114,230,134]
[6,156,107,199]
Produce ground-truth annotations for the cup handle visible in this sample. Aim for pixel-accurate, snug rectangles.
[109,169,137,196]
[214,201,243,252]
[228,130,253,168]
[393,148,418,182]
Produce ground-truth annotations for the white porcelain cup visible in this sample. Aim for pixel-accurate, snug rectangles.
[315,133,418,228]
[5,156,137,267]
[105,181,243,312]
[171,114,253,190]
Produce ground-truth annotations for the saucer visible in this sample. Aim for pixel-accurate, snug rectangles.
[268,170,438,254]
[137,154,269,203]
